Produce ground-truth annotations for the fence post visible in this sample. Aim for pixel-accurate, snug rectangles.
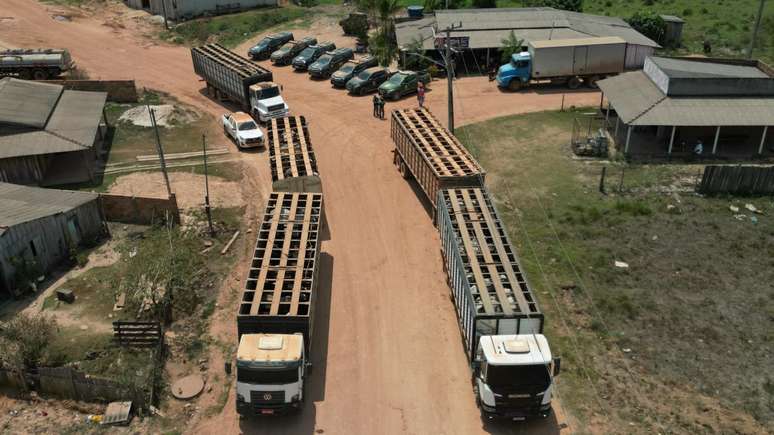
[599,166,607,194]
[618,167,625,192]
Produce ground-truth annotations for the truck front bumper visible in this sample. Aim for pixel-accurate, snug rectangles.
[480,402,551,420]
[236,399,301,417]
[495,75,508,88]
[258,109,289,122]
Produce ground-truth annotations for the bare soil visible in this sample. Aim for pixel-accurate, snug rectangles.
[0,1,607,433]
[106,172,245,210]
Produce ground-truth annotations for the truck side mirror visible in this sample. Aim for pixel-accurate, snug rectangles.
[553,357,561,376]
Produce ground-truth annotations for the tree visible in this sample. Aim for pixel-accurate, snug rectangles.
[521,0,582,11]
[500,30,524,63]
[473,0,497,7]
[0,314,56,370]
[626,12,666,46]
[404,37,431,70]
[370,26,398,66]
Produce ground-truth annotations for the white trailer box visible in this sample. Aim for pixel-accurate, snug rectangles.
[529,37,627,79]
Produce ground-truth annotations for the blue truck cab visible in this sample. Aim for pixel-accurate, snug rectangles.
[496,52,531,90]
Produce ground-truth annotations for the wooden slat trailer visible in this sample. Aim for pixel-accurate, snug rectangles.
[268,116,322,193]
[391,107,485,217]
[191,43,273,110]
[237,192,323,353]
[436,187,544,363]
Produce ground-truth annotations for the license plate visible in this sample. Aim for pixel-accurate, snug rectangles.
[261,409,274,415]
[512,416,526,422]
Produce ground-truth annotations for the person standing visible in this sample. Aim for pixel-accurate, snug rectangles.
[417,82,426,108]
[372,94,379,118]
[377,95,385,120]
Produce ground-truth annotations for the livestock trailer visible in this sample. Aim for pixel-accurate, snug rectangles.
[191,43,273,110]
[268,116,322,193]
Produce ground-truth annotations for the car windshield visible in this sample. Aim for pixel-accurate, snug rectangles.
[387,73,406,85]
[299,47,315,57]
[485,363,550,389]
[237,367,298,384]
[316,55,332,65]
[238,121,257,131]
[357,70,373,80]
[340,64,355,73]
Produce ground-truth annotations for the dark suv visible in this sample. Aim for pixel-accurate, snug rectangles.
[248,32,293,60]
[270,36,317,66]
[292,41,336,71]
[378,70,431,100]
[308,48,354,79]
[345,67,392,95]
[330,55,378,88]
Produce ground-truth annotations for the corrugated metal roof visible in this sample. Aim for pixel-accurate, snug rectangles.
[0,182,98,229]
[397,7,660,50]
[650,56,769,79]
[0,83,106,159]
[599,71,774,126]
[0,78,63,128]
[530,36,625,48]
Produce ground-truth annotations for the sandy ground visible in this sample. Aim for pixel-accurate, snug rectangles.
[107,172,245,210]
[0,1,601,433]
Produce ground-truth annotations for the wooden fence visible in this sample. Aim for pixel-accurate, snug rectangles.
[697,165,774,195]
[113,321,162,347]
[0,367,146,409]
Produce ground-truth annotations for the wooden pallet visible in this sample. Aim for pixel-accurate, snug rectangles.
[239,192,323,318]
[441,187,539,317]
[192,43,269,79]
[392,107,483,178]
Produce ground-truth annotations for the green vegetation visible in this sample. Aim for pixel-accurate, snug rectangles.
[162,7,308,47]
[458,109,774,432]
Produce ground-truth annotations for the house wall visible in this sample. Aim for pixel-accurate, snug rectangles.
[0,199,105,296]
[0,155,47,185]
[129,0,277,20]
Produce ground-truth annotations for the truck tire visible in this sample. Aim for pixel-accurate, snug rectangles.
[586,75,600,88]
[32,69,48,80]
[567,76,581,90]
[508,80,522,91]
[399,160,410,180]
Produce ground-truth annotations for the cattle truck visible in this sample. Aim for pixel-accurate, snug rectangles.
[268,116,322,193]
[437,187,561,420]
[0,48,75,80]
[390,107,485,218]
[496,36,627,90]
[191,43,289,121]
[236,191,323,416]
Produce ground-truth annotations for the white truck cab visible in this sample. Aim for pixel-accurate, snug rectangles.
[249,82,289,123]
[475,335,560,420]
[236,334,306,416]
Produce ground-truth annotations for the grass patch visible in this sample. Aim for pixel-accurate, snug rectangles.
[162,6,309,47]
[167,161,244,182]
[458,109,774,431]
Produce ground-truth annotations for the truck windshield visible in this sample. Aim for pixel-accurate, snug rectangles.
[485,364,550,389]
[238,121,257,131]
[238,367,298,384]
[387,74,406,85]
[258,87,280,99]
[316,55,331,65]
[340,63,355,73]
[299,48,315,58]
[357,70,372,80]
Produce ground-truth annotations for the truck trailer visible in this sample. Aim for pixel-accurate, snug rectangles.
[391,107,485,216]
[236,191,323,416]
[496,36,627,90]
[268,116,322,193]
[0,48,75,80]
[191,44,288,120]
[437,187,560,420]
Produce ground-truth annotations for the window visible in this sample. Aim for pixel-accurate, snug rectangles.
[515,60,529,68]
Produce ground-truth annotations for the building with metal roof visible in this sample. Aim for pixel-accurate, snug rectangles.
[124,0,278,21]
[395,7,659,72]
[0,78,108,186]
[598,57,774,159]
[0,182,105,299]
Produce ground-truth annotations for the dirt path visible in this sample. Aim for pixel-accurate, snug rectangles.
[0,2,582,434]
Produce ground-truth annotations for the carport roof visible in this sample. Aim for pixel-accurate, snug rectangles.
[598,71,774,126]
[0,78,63,128]
[0,182,98,234]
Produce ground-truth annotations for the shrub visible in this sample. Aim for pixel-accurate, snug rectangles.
[626,11,666,45]
[0,314,56,369]
[473,0,497,8]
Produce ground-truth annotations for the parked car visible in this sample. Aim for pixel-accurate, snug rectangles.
[248,32,293,60]
[292,41,336,71]
[378,70,431,100]
[270,36,317,66]
[346,67,392,95]
[222,112,264,149]
[308,48,354,79]
[330,54,378,88]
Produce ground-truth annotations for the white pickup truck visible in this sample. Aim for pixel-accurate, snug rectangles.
[222,112,264,150]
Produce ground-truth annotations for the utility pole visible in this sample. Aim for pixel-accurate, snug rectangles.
[160,0,170,30]
[202,134,215,237]
[747,0,766,59]
[149,106,173,198]
[441,22,461,134]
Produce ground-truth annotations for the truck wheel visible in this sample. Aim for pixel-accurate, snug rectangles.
[568,76,581,90]
[508,80,522,91]
[586,75,600,88]
[393,150,400,167]
[399,161,410,180]
[32,69,48,80]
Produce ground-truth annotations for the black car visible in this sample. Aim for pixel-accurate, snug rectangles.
[248,32,293,60]
[308,48,354,79]
[345,67,392,95]
[270,36,317,66]
[330,55,378,88]
[292,41,336,71]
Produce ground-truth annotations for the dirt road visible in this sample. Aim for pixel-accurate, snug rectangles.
[0,2,584,434]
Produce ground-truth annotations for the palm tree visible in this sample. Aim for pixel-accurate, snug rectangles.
[500,30,524,63]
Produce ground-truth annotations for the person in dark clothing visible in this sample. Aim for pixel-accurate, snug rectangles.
[372,94,379,118]
[377,95,385,119]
